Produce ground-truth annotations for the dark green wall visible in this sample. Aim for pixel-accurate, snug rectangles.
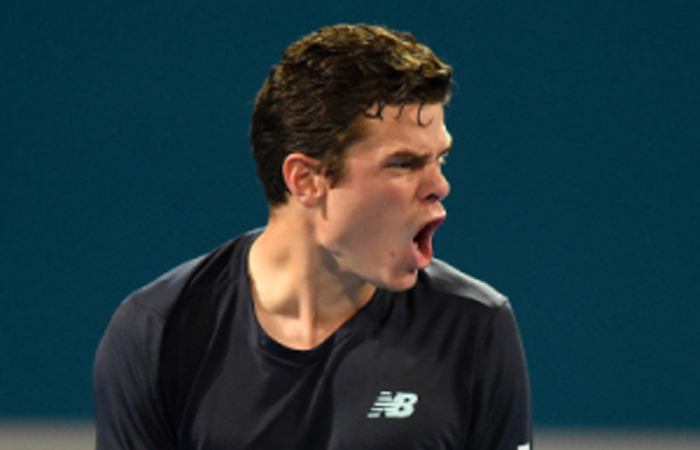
[2,1,698,428]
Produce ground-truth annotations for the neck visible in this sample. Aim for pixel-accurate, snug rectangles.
[248,205,375,350]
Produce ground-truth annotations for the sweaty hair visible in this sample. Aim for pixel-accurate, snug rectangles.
[250,24,453,206]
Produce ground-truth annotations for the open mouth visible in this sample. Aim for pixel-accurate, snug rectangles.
[411,216,446,268]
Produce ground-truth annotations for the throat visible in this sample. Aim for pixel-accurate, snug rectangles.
[250,280,376,351]
[253,302,354,350]
[247,223,375,350]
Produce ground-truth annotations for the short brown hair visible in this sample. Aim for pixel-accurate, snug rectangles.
[250,24,452,206]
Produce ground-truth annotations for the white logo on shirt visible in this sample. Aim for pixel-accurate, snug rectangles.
[518,444,531,450]
[367,391,419,418]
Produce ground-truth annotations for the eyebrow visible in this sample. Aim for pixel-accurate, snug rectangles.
[383,146,452,168]
[387,145,452,158]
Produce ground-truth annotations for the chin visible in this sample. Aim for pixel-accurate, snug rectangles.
[375,271,419,292]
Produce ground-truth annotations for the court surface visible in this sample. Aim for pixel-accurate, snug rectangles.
[1,422,699,449]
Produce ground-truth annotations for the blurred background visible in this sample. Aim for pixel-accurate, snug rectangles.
[1,1,698,448]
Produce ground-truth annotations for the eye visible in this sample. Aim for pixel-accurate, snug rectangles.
[387,160,414,169]
[386,157,425,170]
[437,151,449,166]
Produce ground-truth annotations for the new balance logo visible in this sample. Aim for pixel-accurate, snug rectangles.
[367,391,419,418]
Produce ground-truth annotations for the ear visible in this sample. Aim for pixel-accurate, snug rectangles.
[282,153,326,208]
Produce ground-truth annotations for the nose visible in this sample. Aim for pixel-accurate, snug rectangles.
[422,162,451,203]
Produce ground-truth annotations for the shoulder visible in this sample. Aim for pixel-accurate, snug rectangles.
[95,229,260,381]
[417,258,508,310]
[119,229,261,321]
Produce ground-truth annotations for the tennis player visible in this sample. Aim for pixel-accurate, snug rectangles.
[94,23,532,449]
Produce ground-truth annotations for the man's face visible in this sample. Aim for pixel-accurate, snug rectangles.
[316,103,452,291]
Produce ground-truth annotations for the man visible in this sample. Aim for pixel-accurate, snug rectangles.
[94,24,532,449]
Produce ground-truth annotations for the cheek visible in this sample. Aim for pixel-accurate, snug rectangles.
[352,197,398,232]
[323,181,412,245]
[360,190,412,239]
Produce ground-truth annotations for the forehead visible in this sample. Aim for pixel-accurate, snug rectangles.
[353,103,451,154]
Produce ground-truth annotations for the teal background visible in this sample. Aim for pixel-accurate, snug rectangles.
[2,1,698,429]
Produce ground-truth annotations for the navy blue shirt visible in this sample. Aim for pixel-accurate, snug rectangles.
[94,230,532,449]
